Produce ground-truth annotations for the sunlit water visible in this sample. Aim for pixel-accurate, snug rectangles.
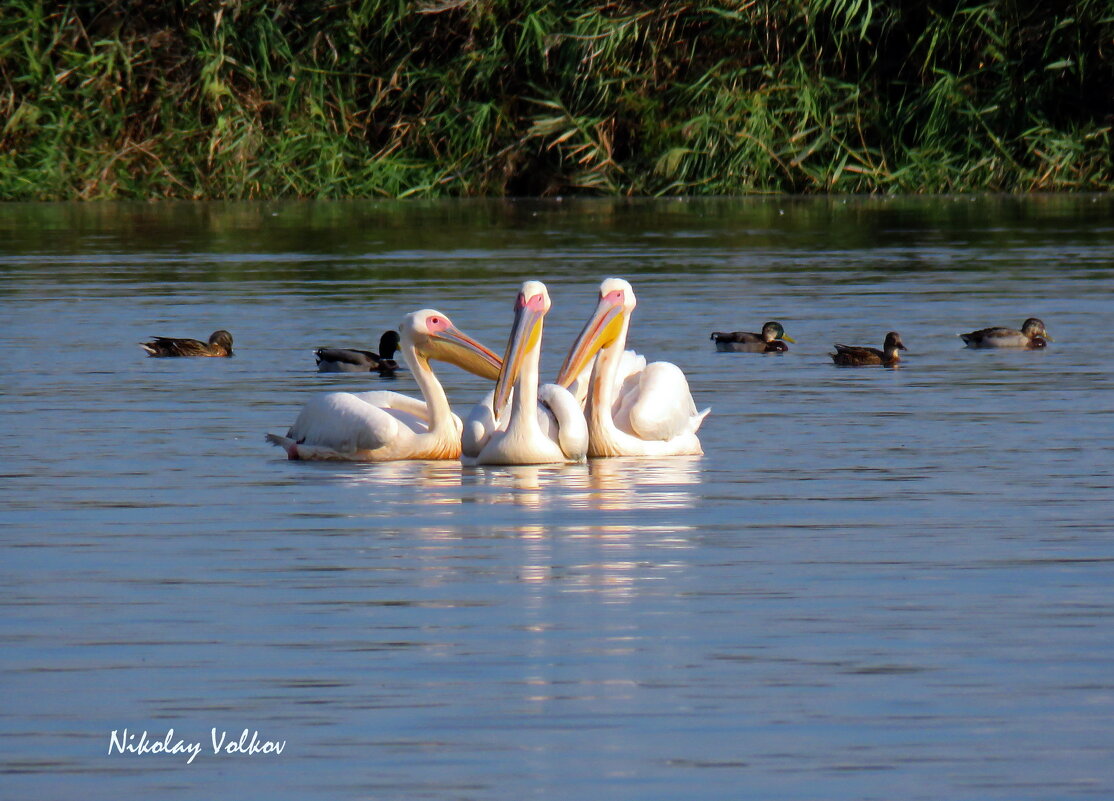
[2,197,1113,800]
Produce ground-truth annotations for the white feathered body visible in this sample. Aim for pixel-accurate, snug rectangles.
[266,390,461,461]
[586,350,707,458]
[463,384,587,465]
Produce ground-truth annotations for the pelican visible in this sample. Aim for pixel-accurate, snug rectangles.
[555,278,709,458]
[266,310,501,461]
[462,281,587,465]
[141,330,233,357]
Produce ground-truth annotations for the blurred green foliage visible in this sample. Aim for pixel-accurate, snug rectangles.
[1,0,1111,199]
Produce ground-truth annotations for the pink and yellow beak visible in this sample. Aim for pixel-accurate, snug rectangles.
[555,288,627,389]
[492,290,547,418]
[426,325,503,381]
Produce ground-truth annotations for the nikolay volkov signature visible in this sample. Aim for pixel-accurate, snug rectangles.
[108,728,285,765]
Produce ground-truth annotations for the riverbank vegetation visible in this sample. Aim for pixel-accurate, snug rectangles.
[2,0,1111,199]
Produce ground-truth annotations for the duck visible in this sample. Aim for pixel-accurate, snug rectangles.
[830,331,906,367]
[141,330,233,357]
[710,321,795,353]
[960,318,1050,349]
[315,330,402,375]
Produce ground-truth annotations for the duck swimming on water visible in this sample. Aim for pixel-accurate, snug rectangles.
[830,331,906,367]
[315,330,402,375]
[960,318,1050,349]
[141,330,233,357]
[710,321,795,353]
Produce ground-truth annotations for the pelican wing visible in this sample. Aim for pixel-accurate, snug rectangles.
[617,361,702,442]
[568,360,592,407]
[570,349,645,408]
[346,390,432,423]
[285,392,406,454]
[537,383,588,461]
[616,350,647,389]
[462,390,497,459]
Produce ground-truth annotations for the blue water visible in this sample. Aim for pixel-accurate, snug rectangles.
[2,196,1113,799]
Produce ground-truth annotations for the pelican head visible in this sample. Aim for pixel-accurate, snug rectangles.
[762,321,795,343]
[402,309,502,380]
[493,281,551,418]
[556,277,636,388]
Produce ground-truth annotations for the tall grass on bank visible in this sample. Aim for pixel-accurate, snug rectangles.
[1,1,1111,199]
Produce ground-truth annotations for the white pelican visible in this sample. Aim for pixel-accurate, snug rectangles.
[266,310,501,461]
[462,281,587,465]
[555,278,709,457]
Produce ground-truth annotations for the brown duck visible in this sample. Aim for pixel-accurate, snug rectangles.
[830,331,906,367]
[141,330,233,357]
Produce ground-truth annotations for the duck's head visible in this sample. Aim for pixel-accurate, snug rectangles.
[556,277,636,388]
[883,331,907,354]
[209,330,234,349]
[401,310,502,380]
[762,321,794,343]
[493,281,552,416]
[1022,317,1051,341]
[378,329,402,358]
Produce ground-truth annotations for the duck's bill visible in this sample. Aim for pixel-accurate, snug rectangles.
[556,297,625,388]
[428,326,502,380]
[492,301,546,418]
[781,335,797,343]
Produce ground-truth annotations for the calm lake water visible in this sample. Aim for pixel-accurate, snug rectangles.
[2,196,1113,800]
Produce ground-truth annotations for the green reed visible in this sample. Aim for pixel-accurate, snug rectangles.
[1,0,1110,199]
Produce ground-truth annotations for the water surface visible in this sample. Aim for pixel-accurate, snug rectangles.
[2,196,1113,799]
